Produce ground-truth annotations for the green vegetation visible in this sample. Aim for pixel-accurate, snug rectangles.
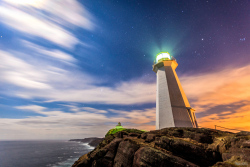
[105,128,126,137]
[105,128,146,137]
[105,122,146,137]
[115,125,123,129]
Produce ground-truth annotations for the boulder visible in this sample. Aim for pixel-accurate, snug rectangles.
[140,133,147,139]
[133,147,198,167]
[113,140,140,167]
[155,136,222,166]
[242,140,250,148]
[145,134,156,142]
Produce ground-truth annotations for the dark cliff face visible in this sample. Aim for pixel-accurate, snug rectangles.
[72,128,250,167]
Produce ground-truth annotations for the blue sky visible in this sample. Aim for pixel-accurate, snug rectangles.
[0,0,249,140]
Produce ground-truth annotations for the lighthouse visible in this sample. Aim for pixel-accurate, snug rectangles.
[153,52,198,129]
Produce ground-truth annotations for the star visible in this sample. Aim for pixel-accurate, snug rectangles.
[240,38,246,41]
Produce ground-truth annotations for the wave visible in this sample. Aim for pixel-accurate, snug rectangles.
[49,157,79,167]
[81,142,95,150]
[49,141,95,167]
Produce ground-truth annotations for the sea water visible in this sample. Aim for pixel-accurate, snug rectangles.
[0,140,94,167]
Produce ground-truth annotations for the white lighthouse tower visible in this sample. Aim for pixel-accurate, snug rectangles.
[153,52,198,129]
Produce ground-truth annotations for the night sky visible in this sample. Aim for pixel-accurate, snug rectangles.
[0,0,249,140]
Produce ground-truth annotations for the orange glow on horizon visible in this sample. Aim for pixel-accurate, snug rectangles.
[181,65,250,133]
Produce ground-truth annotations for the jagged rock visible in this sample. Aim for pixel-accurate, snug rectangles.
[72,127,250,167]
[113,140,140,167]
[242,140,250,148]
[133,147,198,167]
[145,134,156,142]
[128,133,140,137]
[116,131,129,138]
[72,138,122,167]
[91,138,123,167]
[220,136,250,166]
[88,138,104,147]
[140,133,147,139]
[155,136,222,166]
[104,139,122,160]
[72,154,91,167]
[212,161,238,167]
[236,131,250,137]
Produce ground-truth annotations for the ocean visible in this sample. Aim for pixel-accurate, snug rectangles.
[0,140,94,167]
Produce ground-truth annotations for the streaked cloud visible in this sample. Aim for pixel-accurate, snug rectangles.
[0,5,77,48]
[0,105,155,140]
[15,80,156,105]
[0,50,52,89]
[0,49,94,89]
[22,40,76,63]
[0,0,95,48]
[16,105,47,114]
[3,0,95,30]
[0,48,156,104]
[181,65,250,131]
[181,65,250,112]
[3,0,46,7]
[197,103,250,132]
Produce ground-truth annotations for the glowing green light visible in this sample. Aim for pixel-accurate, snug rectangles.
[155,52,171,63]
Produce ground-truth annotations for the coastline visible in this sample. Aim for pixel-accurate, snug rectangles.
[69,137,103,148]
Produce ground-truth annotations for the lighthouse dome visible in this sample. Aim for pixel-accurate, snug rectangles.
[155,52,172,63]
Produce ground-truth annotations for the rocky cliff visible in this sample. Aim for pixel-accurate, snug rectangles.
[72,128,250,167]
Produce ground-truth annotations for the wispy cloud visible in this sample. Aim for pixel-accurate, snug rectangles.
[181,65,250,112]
[15,80,156,105]
[15,105,46,113]
[0,49,155,104]
[0,105,155,140]
[0,0,95,48]
[181,65,250,131]
[0,50,52,89]
[0,5,77,48]
[3,0,95,30]
[197,104,250,132]
[22,40,76,63]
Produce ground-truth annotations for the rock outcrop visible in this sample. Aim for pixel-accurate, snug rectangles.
[69,138,103,147]
[72,128,250,167]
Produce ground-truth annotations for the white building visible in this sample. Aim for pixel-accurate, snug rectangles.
[153,52,198,129]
